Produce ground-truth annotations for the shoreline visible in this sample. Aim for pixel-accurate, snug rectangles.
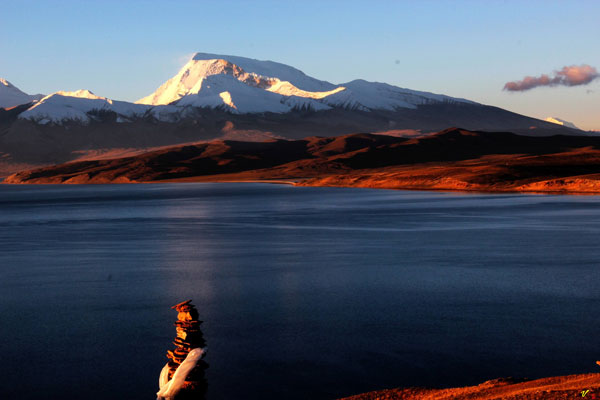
[295,180,600,195]
[5,175,600,196]
[151,175,600,195]
[339,373,600,400]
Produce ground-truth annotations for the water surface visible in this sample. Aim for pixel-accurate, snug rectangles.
[1,183,599,399]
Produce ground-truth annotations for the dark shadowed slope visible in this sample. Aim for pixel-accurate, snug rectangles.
[6,128,600,192]
[0,102,586,176]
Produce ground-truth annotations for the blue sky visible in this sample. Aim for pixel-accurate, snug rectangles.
[1,0,599,130]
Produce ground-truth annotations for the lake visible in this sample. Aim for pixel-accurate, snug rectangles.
[1,183,599,399]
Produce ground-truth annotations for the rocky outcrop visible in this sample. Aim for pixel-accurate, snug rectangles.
[162,300,208,399]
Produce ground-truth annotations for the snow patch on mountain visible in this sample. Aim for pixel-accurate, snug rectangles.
[0,78,44,108]
[173,74,288,113]
[190,53,337,92]
[545,117,580,130]
[54,89,107,101]
[19,89,151,124]
[150,105,183,122]
[266,81,346,99]
[173,73,329,113]
[322,80,476,110]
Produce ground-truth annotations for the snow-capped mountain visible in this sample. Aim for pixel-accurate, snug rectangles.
[545,117,580,130]
[162,72,327,113]
[19,89,150,124]
[0,78,44,108]
[7,53,475,123]
[137,53,340,106]
[0,53,586,177]
[137,53,474,113]
[136,56,344,113]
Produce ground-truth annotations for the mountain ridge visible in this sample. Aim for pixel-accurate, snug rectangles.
[0,54,580,130]
[0,78,44,108]
[135,53,475,113]
[0,53,589,175]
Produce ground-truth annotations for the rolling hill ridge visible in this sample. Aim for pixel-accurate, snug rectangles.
[7,128,600,194]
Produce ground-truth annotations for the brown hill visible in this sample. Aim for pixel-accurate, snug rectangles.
[6,128,600,193]
[0,103,585,176]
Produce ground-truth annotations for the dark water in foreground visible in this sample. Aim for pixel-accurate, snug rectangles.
[1,183,599,399]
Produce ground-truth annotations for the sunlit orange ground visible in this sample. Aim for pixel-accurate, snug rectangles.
[340,373,600,400]
[6,129,600,194]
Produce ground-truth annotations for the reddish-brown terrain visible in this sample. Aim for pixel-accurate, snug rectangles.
[0,101,583,177]
[5,128,600,193]
[340,373,600,400]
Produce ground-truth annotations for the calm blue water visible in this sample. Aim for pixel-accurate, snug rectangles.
[1,183,599,399]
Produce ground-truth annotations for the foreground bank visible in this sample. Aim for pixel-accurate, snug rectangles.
[340,373,600,400]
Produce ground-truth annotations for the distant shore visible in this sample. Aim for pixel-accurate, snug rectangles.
[339,373,600,400]
[150,170,600,195]
[6,172,600,195]
[294,168,600,194]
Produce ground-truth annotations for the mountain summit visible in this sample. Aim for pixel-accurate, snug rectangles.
[19,89,150,124]
[0,78,44,108]
[137,53,340,106]
[136,53,474,113]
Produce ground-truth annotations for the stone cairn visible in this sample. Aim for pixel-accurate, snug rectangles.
[166,300,208,398]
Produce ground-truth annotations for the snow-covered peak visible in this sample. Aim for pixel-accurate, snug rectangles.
[35,89,111,105]
[0,78,44,108]
[545,117,580,130]
[190,53,337,92]
[321,79,476,110]
[137,55,340,106]
[55,89,106,100]
[136,52,476,114]
[137,58,248,105]
[12,53,480,124]
[1,78,16,88]
[19,90,150,125]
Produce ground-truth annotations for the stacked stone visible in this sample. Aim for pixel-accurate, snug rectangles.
[166,300,208,398]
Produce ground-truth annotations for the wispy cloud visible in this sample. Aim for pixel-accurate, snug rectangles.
[504,64,599,92]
